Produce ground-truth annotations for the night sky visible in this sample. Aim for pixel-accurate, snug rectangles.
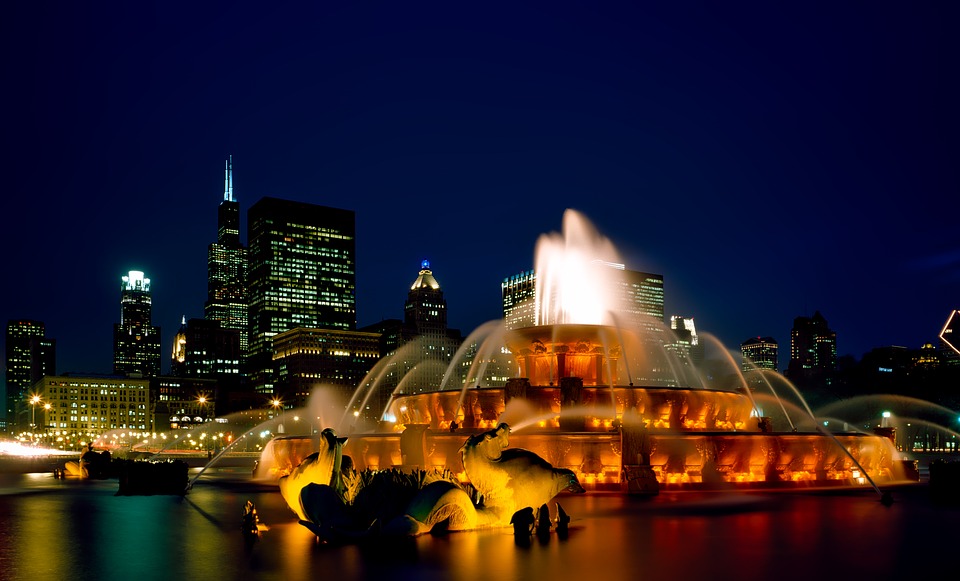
[2,3,958,391]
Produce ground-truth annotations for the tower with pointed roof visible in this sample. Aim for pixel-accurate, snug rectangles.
[205,155,249,362]
[405,260,447,338]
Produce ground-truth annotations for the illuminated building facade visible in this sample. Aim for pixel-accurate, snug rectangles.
[37,374,152,440]
[247,197,356,395]
[741,336,779,371]
[669,316,704,366]
[273,327,382,410]
[399,260,461,392]
[205,155,249,358]
[151,375,218,430]
[170,317,241,379]
[356,262,466,420]
[618,267,665,328]
[786,311,837,386]
[5,319,55,429]
[502,270,537,330]
[501,266,664,331]
[113,271,161,378]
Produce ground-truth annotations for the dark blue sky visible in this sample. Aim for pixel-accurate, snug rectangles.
[2,2,958,382]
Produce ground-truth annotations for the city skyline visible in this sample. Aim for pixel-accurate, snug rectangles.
[3,4,958,383]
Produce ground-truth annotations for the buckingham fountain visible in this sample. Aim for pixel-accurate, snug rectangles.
[244,209,919,539]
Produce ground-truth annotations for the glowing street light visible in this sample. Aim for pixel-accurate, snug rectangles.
[271,398,285,434]
[29,395,42,439]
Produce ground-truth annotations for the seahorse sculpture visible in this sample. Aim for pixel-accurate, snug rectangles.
[458,422,585,525]
[290,422,584,540]
[278,428,348,521]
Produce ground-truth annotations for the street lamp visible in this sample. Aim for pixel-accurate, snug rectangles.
[43,403,51,442]
[29,395,42,440]
[271,398,284,434]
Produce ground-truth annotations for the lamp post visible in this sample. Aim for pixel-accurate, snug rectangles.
[43,403,51,443]
[271,398,284,434]
[29,395,41,441]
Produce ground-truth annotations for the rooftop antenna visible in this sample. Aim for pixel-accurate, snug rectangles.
[224,154,234,202]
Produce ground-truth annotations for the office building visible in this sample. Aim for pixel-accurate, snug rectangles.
[205,155,249,358]
[113,270,162,378]
[152,375,219,430]
[247,197,356,395]
[501,264,664,331]
[400,260,461,390]
[37,373,151,441]
[502,270,537,330]
[357,261,465,421]
[273,327,382,410]
[741,336,779,371]
[5,320,55,429]
[170,317,242,379]
[669,316,704,366]
[786,311,837,387]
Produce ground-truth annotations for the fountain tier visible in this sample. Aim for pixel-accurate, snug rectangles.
[261,323,916,492]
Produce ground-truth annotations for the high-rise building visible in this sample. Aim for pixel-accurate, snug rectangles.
[113,270,162,378]
[205,155,249,359]
[786,311,837,387]
[247,197,356,395]
[618,267,665,329]
[502,270,537,330]
[669,316,704,366]
[5,320,55,428]
[357,261,465,421]
[167,316,241,418]
[170,317,242,379]
[501,264,664,331]
[741,336,779,371]
[399,260,461,392]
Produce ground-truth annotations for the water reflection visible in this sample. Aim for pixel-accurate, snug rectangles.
[0,474,955,581]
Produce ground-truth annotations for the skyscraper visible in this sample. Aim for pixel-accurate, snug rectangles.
[355,261,467,420]
[205,155,248,359]
[113,270,162,378]
[669,316,704,366]
[247,197,356,395]
[618,267,665,328]
[786,311,837,387]
[5,320,55,428]
[741,336,779,371]
[400,260,461,391]
[501,265,664,331]
[170,317,241,379]
[501,270,537,330]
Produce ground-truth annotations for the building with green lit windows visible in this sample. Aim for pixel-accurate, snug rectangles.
[246,197,356,396]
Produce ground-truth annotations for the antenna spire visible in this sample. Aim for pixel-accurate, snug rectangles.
[224,154,234,202]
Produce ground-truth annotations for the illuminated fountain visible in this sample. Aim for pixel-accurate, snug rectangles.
[257,209,919,537]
